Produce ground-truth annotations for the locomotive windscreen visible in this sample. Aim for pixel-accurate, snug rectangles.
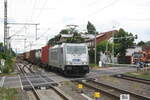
[67,46,86,54]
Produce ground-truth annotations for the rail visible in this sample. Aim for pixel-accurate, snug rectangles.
[114,74,150,85]
[16,63,41,100]
[84,79,150,100]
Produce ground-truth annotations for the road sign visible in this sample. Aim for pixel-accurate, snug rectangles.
[120,94,130,100]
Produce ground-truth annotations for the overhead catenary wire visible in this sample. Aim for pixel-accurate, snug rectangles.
[29,0,38,22]
[87,0,120,18]
[34,0,48,23]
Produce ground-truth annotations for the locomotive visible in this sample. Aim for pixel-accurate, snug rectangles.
[23,43,89,76]
[49,43,89,76]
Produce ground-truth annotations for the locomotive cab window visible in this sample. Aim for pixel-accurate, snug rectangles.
[67,46,86,54]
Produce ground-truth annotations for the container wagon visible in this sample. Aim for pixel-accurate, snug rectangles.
[29,50,36,64]
[41,45,51,68]
[35,49,41,65]
[25,52,30,61]
[48,43,89,76]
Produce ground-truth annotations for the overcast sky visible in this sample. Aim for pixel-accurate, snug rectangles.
[0,0,150,53]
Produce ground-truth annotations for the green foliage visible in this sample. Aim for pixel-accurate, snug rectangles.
[87,21,96,34]
[60,29,69,34]
[137,41,150,46]
[89,63,97,67]
[88,49,100,64]
[125,71,150,80]
[146,41,150,45]
[0,88,17,100]
[96,40,113,53]
[47,35,61,45]
[137,41,145,46]
[0,42,16,73]
[114,28,136,57]
[89,49,95,64]
[66,33,85,43]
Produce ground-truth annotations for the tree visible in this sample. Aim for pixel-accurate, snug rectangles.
[145,41,150,46]
[47,35,61,45]
[87,21,96,34]
[66,32,85,43]
[0,43,4,52]
[137,41,145,46]
[60,29,69,34]
[97,40,113,53]
[114,28,136,63]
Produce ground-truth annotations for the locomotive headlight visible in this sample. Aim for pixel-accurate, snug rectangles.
[82,62,87,65]
[67,61,72,65]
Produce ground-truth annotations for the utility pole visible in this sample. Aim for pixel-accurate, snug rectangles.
[94,31,97,65]
[4,0,7,52]
[35,24,38,40]
[7,26,10,50]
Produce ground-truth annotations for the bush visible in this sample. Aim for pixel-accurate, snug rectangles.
[89,49,100,65]
[0,53,15,73]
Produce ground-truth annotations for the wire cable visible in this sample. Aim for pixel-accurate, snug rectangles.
[29,0,37,22]
[87,0,120,18]
[34,0,48,22]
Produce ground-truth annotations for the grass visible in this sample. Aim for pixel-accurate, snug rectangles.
[0,88,18,100]
[125,71,150,80]
[89,64,98,67]
[0,73,17,77]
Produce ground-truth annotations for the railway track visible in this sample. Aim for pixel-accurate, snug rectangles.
[114,74,150,85]
[17,63,41,100]
[17,62,73,100]
[75,79,150,100]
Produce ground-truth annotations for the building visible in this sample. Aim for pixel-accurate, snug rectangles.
[50,30,118,46]
[126,46,142,56]
[85,30,118,47]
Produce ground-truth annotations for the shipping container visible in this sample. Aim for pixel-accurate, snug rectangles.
[41,45,51,66]
[35,49,41,64]
[26,52,30,60]
[29,50,36,63]
[23,53,26,60]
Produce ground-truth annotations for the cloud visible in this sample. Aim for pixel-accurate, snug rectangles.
[0,0,150,53]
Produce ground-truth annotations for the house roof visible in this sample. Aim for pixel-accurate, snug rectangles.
[85,30,118,43]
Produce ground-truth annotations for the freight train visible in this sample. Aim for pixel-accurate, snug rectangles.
[22,43,89,76]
